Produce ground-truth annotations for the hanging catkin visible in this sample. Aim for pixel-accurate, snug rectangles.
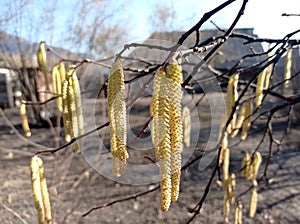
[107,58,128,177]
[234,202,243,224]
[52,65,63,112]
[249,187,258,218]
[37,157,52,223]
[151,69,165,153]
[231,101,247,138]
[58,62,66,83]
[284,48,292,87]
[62,79,71,142]
[168,60,183,202]
[241,151,262,181]
[37,41,49,90]
[151,58,184,211]
[264,63,273,90]
[223,173,236,223]
[182,106,191,147]
[153,67,172,211]
[256,68,266,108]
[225,74,239,136]
[70,68,84,152]
[61,65,84,152]
[241,152,251,178]
[241,101,251,141]
[52,62,66,113]
[30,156,52,224]
[20,101,31,137]
[30,156,45,224]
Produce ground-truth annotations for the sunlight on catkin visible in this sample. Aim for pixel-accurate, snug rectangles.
[284,48,292,87]
[62,80,71,142]
[182,106,191,147]
[108,57,128,177]
[256,69,266,108]
[52,64,63,112]
[70,69,84,152]
[168,60,183,202]
[20,101,31,137]
[37,41,49,90]
[234,202,243,224]
[30,156,45,224]
[37,157,52,224]
[225,74,239,136]
[241,101,251,141]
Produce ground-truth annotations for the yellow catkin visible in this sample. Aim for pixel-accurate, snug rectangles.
[37,157,52,224]
[30,156,45,224]
[241,151,262,181]
[241,101,251,141]
[54,62,66,113]
[223,173,236,223]
[284,48,292,87]
[7,194,12,204]
[264,51,273,90]
[51,65,58,94]
[256,48,274,107]
[151,59,184,211]
[256,68,266,108]
[152,67,172,211]
[182,106,191,147]
[66,77,80,152]
[251,152,262,181]
[224,194,230,224]
[234,202,243,224]
[108,58,128,176]
[70,69,84,153]
[65,66,77,146]
[61,65,84,152]
[20,102,31,137]
[222,147,230,181]
[62,80,71,142]
[37,41,49,90]
[249,188,258,218]
[264,65,273,90]
[241,152,251,179]
[158,75,172,211]
[58,62,66,83]
[52,65,63,112]
[168,60,183,202]
[151,68,165,151]
[228,173,236,204]
[219,132,228,165]
[226,74,239,136]
[231,102,247,137]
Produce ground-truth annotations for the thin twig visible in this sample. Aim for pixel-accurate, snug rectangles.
[0,108,49,151]
[81,185,159,217]
[0,200,28,224]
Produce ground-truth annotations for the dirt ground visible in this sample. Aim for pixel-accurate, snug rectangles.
[0,93,300,224]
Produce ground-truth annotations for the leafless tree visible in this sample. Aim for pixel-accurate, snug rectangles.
[1,0,300,223]
[0,0,129,124]
[149,2,177,32]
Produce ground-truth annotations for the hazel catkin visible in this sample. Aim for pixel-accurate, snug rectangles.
[107,58,128,176]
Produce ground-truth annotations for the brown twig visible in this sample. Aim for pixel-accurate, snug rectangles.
[0,201,28,224]
[35,121,110,155]
[0,108,49,151]
[81,185,159,217]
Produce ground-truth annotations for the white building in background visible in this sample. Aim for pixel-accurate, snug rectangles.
[0,68,20,108]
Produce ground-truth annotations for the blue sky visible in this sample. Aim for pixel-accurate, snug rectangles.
[125,0,300,40]
[1,0,299,50]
